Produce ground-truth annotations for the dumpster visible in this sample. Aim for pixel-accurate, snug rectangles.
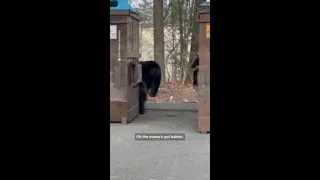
[197,0,210,133]
[110,0,142,124]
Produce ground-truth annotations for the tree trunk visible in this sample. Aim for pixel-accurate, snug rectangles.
[170,1,177,82]
[178,0,186,83]
[172,53,177,82]
[171,58,175,82]
[153,0,165,85]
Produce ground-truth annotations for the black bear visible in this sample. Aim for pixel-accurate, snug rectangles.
[138,61,161,115]
[190,55,199,86]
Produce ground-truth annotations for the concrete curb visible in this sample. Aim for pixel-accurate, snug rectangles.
[145,102,198,111]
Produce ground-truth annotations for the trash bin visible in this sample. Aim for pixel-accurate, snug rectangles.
[197,0,210,133]
[110,0,142,124]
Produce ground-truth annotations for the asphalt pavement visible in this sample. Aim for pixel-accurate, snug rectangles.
[110,110,210,180]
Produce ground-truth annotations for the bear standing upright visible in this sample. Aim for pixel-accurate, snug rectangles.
[190,55,199,86]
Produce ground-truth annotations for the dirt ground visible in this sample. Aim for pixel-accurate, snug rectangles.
[147,82,198,103]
